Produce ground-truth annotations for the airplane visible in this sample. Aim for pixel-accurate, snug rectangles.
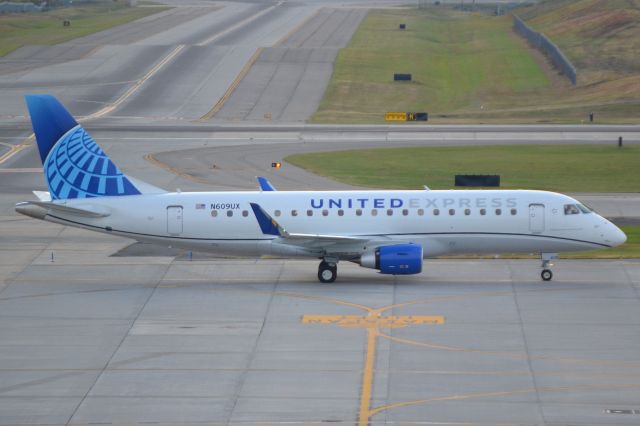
[16,95,627,283]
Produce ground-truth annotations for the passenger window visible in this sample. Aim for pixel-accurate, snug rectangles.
[322,209,329,217]
[433,209,440,216]
[495,209,501,216]
[211,210,218,217]
[356,209,363,216]
[371,209,378,216]
[417,209,424,216]
[510,208,517,216]
[338,209,344,216]
[291,210,298,217]
[307,210,313,216]
[274,210,281,217]
[242,210,248,217]
[449,209,455,216]
[387,209,393,216]
[464,209,471,216]
[564,204,580,215]
[402,209,409,216]
[227,210,233,217]
[480,209,486,216]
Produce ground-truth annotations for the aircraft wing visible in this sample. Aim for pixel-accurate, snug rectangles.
[249,202,372,249]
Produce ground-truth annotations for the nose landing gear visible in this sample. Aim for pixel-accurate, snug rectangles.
[318,259,338,283]
[540,253,558,282]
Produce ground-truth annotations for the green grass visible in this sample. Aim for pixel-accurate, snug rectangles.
[285,145,640,192]
[313,9,550,124]
[519,0,640,80]
[0,2,169,57]
[312,6,640,124]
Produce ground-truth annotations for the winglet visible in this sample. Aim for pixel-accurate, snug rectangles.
[257,176,276,191]
[250,203,288,236]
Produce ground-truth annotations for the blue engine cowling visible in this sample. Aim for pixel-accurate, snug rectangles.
[360,244,423,275]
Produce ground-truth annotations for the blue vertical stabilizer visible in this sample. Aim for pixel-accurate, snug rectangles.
[26,94,78,163]
[24,95,141,200]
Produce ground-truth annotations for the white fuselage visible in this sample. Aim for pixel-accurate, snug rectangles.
[39,189,625,259]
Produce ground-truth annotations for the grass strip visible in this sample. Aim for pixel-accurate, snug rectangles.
[285,145,640,193]
[0,2,169,57]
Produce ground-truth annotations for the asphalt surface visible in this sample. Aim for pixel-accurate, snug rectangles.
[213,8,367,122]
[0,1,323,121]
[1,0,639,424]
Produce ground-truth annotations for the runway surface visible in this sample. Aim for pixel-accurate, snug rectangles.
[1,0,640,424]
[213,8,367,122]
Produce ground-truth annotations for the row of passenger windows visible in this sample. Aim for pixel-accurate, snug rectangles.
[212,208,519,218]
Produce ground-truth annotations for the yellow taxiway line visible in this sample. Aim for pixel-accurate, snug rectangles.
[83,44,185,121]
[0,134,34,165]
[0,45,185,166]
[302,311,445,426]
[198,47,264,121]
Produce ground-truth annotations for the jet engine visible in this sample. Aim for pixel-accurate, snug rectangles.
[360,244,423,275]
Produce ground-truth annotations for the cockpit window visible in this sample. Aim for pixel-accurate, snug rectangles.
[564,204,580,215]
[577,204,592,214]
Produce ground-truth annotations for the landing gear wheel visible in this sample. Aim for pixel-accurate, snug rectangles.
[318,262,337,283]
[541,269,553,281]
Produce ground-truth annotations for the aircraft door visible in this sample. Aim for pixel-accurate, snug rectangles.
[167,206,183,235]
[529,204,545,234]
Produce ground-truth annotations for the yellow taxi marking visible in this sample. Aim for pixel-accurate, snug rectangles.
[143,153,210,184]
[275,9,321,47]
[368,383,640,418]
[2,45,185,166]
[0,134,34,165]
[84,44,185,121]
[198,47,264,121]
[302,311,444,426]
[302,315,444,328]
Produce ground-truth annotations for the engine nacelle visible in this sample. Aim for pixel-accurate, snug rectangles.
[360,244,423,275]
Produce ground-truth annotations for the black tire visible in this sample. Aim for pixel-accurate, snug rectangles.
[318,264,337,283]
[541,269,553,281]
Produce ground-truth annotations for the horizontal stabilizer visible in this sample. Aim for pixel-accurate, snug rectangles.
[16,201,110,219]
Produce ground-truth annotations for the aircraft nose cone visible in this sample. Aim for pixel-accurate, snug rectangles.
[608,223,627,247]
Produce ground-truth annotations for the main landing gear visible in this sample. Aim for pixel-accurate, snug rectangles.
[318,259,337,283]
[540,253,558,282]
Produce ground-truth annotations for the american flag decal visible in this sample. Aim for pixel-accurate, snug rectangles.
[195,203,205,209]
